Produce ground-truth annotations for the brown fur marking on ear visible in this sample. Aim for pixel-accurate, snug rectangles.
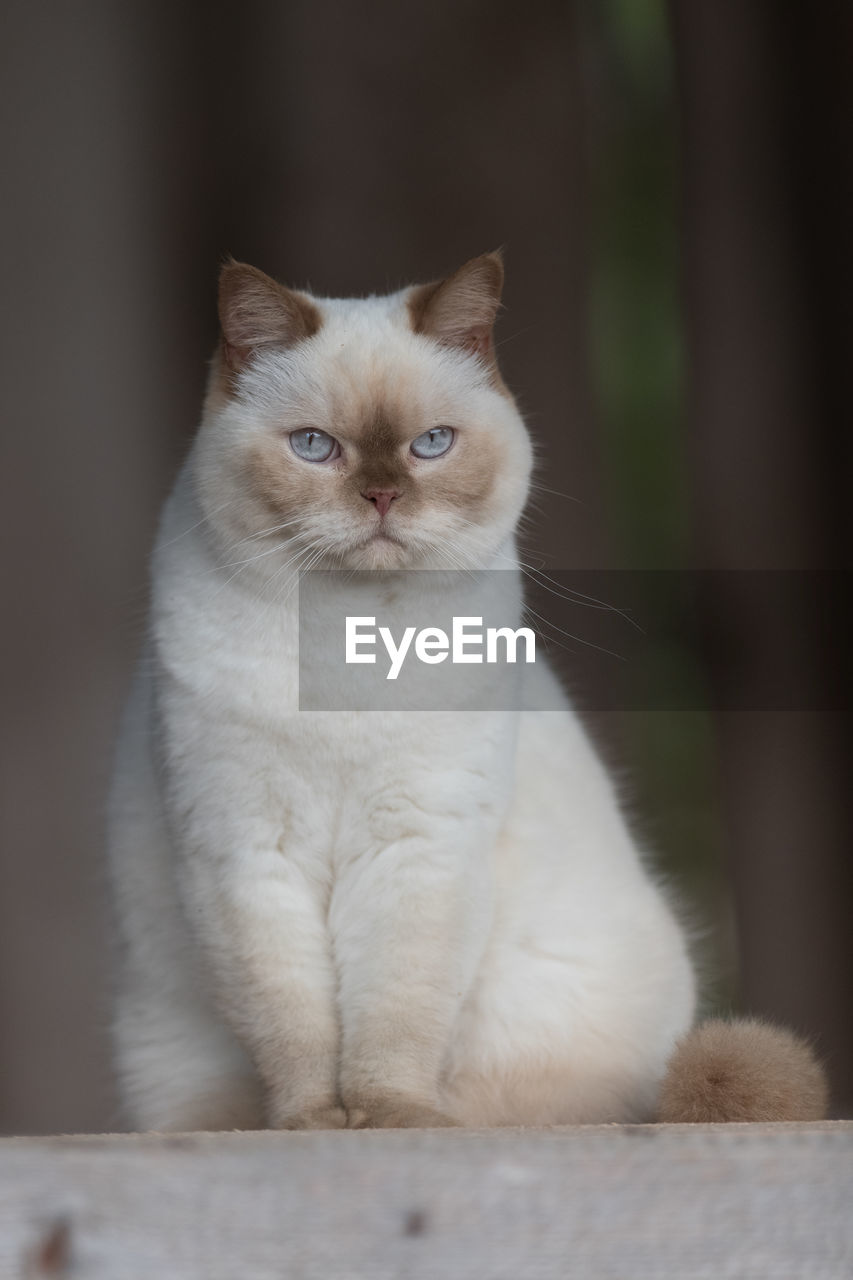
[407,278,444,335]
[218,261,321,377]
[658,1018,829,1123]
[203,345,233,413]
[408,251,505,373]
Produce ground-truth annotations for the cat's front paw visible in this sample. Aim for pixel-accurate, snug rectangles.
[271,1102,348,1130]
[345,1091,455,1129]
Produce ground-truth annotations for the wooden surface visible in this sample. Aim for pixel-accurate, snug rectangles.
[1,1123,851,1279]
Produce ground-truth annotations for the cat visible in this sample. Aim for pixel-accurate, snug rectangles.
[107,252,827,1130]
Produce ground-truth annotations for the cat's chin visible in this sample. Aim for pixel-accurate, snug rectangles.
[343,534,415,570]
[339,534,493,572]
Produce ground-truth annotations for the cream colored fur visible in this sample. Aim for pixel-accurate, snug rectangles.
[108,257,696,1130]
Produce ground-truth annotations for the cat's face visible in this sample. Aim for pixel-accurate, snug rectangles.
[194,254,533,577]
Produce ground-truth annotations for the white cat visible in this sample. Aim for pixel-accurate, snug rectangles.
[108,253,826,1130]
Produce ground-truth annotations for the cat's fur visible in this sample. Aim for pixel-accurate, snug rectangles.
[108,252,825,1129]
[659,1018,827,1122]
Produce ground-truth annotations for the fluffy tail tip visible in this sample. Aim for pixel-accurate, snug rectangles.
[658,1017,828,1123]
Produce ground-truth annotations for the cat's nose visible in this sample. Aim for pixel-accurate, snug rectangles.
[361,488,401,519]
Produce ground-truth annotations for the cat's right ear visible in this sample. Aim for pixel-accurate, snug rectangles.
[407,251,505,363]
[218,262,320,373]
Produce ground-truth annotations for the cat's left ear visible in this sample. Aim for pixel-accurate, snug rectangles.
[408,250,504,362]
[218,261,320,373]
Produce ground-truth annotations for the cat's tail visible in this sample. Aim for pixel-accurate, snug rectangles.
[657,1017,828,1122]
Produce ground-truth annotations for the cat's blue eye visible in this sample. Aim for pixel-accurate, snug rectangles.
[289,429,339,463]
[411,427,455,459]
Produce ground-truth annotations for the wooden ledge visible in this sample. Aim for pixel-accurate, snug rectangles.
[2,1123,851,1278]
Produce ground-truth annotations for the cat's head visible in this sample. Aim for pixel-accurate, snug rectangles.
[193,252,533,575]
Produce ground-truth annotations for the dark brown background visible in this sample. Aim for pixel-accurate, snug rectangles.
[1,0,850,1133]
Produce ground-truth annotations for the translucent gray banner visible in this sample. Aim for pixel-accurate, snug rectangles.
[297,570,852,711]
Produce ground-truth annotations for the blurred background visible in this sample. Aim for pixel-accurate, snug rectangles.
[1,0,850,1133]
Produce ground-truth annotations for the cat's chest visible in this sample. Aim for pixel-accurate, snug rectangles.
[154,529,518,854]
[160,666,515,864]
[154,566,301,722]
[273,712,515,869]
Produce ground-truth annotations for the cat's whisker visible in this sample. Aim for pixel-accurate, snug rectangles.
[211,536,312,600]
[446,515,643,633]
[239,516,307,545]
[414,518,630,658]
[528,480,585,507]
[269,539,332,610]
[423,538,479,581]
[218,537,307,572]
[520,602,626,662]
[518,565,644,633]
[216,518,307,566]
[158,496,238,548]
[277,549,329,610]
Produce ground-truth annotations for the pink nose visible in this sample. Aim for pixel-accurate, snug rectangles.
[362,488,400,519]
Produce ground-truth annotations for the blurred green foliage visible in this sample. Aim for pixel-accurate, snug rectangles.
[584,0,686,569]
[581,0,735,1008]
